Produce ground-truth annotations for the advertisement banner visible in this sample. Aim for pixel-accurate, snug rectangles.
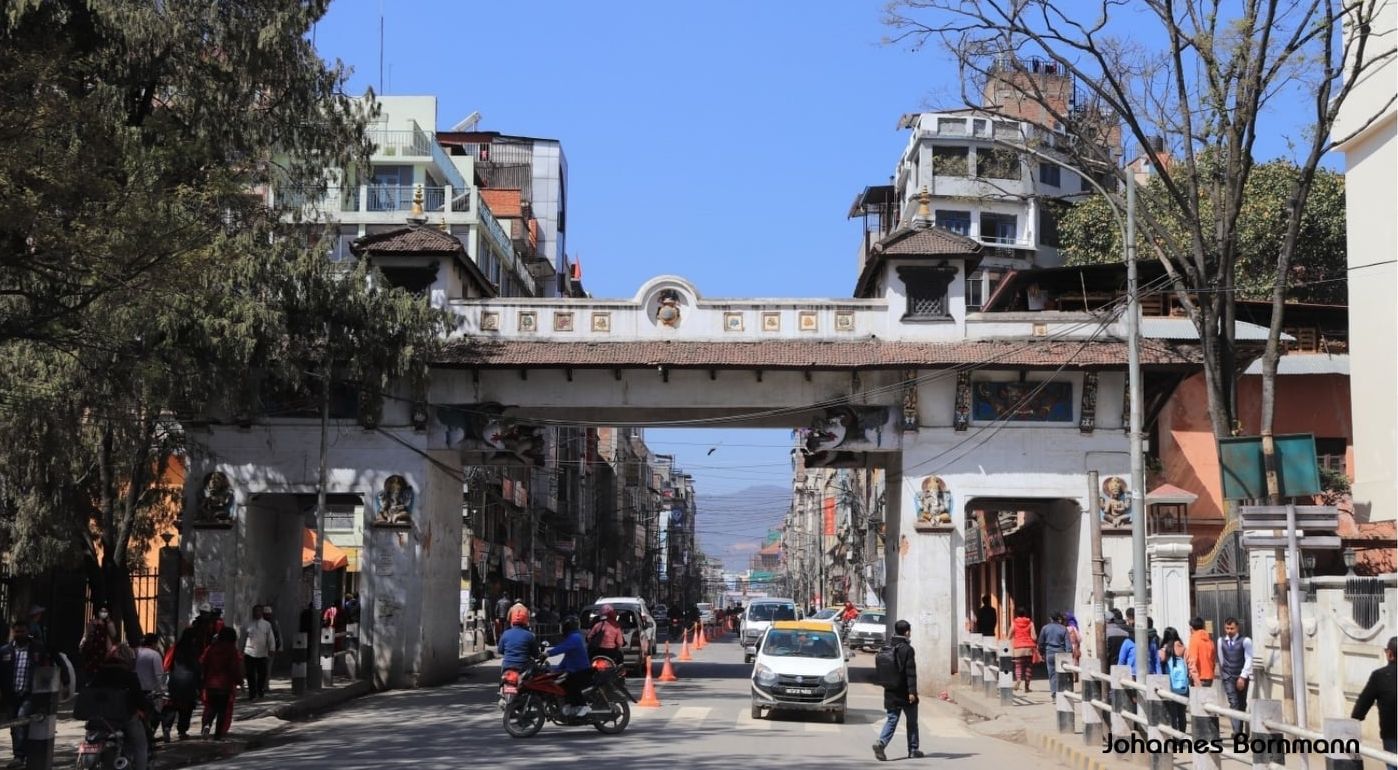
[823,496,836,537]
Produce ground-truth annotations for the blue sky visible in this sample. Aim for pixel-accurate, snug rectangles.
[312,0,1328,564]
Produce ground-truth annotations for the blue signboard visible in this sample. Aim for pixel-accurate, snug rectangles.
[1217,434,1322,500]
[972,380,1073,422]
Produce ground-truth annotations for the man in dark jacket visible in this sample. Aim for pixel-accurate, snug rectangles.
[1105,610,1130,666]
[975,596,998,637]
[873,620,923,761]
[1352,636,1396,770]
[1038,613,1071,698]
[0,619,47,767]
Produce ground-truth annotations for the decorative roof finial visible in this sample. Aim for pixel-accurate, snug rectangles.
[439,215,450,233]
[411,184,425,217]
[917,185,932,223]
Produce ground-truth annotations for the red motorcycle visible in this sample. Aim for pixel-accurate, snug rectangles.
[502,653,633,738]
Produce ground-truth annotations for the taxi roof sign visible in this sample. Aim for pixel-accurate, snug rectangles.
[772,620,840,632]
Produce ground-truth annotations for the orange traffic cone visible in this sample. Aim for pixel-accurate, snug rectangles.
[678,630,693,662]
[694,623,705,650]
[637,656,662,708]
[658,642,678,682]
[701,624,709,644]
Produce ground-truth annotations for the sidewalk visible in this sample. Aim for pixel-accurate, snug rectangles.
[45,651,493,770]
[951,681,1143,770]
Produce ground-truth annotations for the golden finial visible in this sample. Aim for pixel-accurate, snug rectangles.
[439,216,450,233]
[411,184,425,218]
[917,186,931,221]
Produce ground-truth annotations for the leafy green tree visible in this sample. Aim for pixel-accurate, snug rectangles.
[1059,161,1348,304]
[0,0,445,641]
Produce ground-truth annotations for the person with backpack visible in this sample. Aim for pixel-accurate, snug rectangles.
[1158,626,1189,731]
[1037,612,1070,698]
[872,620,923,761]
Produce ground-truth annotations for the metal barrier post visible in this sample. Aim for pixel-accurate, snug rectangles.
[1081,673,1104,747]
[291,629,309,695]
[998,642,1015,706]
[961,636,976,685]
[970,637,985,689]
[1248,699,1284,769]
[1110,665,1133,737]
[1145,675,1173,770]
[984,643,998,697]
[320,625,335,687]
[1190,686,1223,770]
[25,666,59,770]
[1055,656,1075,734]
[1322,718,1362,770]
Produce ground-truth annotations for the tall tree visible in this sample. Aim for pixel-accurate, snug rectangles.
[886,0,1394,440]
[1059,160,1349,305]
[0,0,446,641]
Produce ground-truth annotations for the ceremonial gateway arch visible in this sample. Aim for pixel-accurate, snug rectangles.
[181,216,1227,691]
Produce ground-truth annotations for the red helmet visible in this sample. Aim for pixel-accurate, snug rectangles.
[601,604,617,620]
[508,605,530,626]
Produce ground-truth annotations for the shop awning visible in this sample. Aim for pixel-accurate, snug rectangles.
[302,529,349,571]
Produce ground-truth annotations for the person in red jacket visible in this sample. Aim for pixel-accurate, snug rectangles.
[198,628,243,739]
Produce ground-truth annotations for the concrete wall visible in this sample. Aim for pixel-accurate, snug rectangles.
[1248,557,1396,744]
[182,424,461,689]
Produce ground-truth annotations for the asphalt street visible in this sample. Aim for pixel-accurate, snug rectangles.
[202,635,1064,769]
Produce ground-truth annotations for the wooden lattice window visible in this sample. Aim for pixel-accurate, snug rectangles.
[897,266,957,322]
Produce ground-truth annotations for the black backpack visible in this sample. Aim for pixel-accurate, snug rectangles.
[874,643,903,689]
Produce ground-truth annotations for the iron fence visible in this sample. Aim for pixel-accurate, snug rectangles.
[1343,577,1384,629]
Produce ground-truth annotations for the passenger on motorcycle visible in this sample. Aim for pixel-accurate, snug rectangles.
[498,606,539,674]
[586,604,625,666]
[547,616,593,717]
[81,645,155,770]
[841,601,860,623]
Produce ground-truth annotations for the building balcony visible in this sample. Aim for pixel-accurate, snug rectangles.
[367,124,434,159]
[274,184,474,224]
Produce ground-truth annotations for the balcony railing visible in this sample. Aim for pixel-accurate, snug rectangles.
[278,185,473,216]
[367,126,433,158]
[977,233,1034,248]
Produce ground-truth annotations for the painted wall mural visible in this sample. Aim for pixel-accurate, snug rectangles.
[971,380,1073,422]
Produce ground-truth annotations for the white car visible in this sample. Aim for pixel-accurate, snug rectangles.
[587,596,657,671]
[741,598,799,664]
[846,609,887,652]
[750,621,849,723]
[696,602,715,625]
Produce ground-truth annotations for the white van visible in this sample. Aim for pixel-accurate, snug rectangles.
[740,598,799,664]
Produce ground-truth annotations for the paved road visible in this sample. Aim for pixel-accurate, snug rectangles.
[204,636,1061,769]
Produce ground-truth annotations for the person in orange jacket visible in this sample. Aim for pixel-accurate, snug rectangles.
[1185,616,1216,686]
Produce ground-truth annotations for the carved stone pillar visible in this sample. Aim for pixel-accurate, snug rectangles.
[1147,534,1194,637]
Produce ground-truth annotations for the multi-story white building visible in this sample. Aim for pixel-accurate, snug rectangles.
[274,95,538,298]
[1334,0,1396,522]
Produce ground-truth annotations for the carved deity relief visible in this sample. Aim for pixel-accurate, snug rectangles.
[915,476,952,526]
[375,474,415,526]
[1100,476,1132,527]
[655,289,682,328]
[196,472,235,525]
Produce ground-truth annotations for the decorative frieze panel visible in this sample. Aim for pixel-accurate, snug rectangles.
[1079,371,1099,434]
[953,371,971,431]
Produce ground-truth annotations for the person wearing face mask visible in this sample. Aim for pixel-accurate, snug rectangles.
[0,619,48,768]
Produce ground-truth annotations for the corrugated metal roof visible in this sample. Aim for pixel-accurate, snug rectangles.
[1243,354,1349,376]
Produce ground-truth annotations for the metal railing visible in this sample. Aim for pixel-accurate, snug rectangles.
[367,127,433,157]
[957,634,1397,768]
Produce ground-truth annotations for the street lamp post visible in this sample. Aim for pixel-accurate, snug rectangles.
[997,139,1148,682]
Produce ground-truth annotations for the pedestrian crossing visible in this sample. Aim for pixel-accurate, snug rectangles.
[630,702,975,738]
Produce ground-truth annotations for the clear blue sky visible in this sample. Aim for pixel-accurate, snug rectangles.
[312,1,1326,564]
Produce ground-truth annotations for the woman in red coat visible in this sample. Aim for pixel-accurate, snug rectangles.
[199,628,243,739]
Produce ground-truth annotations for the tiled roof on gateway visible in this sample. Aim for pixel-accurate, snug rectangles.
[436,339,1202,369]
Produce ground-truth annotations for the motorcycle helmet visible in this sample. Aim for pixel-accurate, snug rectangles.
[562,615,580,635]
[508,605,530,627]
[601,603,617,620]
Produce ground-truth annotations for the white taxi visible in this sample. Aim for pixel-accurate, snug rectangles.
[750,621,849,723]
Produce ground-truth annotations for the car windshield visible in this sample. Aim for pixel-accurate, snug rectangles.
[748,603,796,622]
[761,629,840,659]
[856,611,886,625]
[812,609,839,620]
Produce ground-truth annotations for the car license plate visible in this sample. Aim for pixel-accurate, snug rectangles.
[502,685,518,695]
[786,687,815,695]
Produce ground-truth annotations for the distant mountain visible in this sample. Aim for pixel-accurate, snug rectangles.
[696,484,791,572]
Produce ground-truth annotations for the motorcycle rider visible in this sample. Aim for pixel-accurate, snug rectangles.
[841,601,860,623]
[82,645,154,770]
[547,616,593,717]
[498,605,539,674]
[586,604,625,667]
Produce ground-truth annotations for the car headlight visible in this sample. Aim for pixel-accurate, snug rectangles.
[823,669,845,685]
[755,665,778,686]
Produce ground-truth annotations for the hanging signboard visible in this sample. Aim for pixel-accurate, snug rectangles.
[1217,434,1322,500]
[965,513,985,566]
